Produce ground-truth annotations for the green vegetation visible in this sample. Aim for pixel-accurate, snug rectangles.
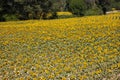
[68,0,87,16]
[85,6,103,16]
[0,0,120,21]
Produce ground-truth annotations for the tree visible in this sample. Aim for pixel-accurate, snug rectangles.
[64,0,70,11]
[0,0,17,21]
[0,0,57,21]
[96,0,120,14]
[68,0,87,16]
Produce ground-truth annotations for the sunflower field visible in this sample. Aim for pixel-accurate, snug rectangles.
[0,13,120,80]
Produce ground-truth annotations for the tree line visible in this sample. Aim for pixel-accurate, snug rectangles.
[0,0,120,21]
[67,0,120,16]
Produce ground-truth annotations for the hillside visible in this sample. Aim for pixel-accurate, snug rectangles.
[0,13,120,80]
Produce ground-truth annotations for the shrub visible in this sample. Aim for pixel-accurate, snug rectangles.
[85,7,103,16]
[68,0,87,16]
[3,14,19,21]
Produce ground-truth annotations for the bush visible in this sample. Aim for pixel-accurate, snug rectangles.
[111,2,120,10]
[68,0,87,16]
[3,14,19,21]
[85,7,103,16]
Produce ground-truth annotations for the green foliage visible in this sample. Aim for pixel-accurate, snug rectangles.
[97,0,120,10]
[0,0,120,21]
[111,2,120,10]
[68,0,87,16]
[0,0,57,21]
[3,14,19,21]
[0,7,2,11]
[67,0,120,16]
[85,6,103,16]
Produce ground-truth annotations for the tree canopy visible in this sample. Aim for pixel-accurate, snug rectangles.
[0,0,120,21]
